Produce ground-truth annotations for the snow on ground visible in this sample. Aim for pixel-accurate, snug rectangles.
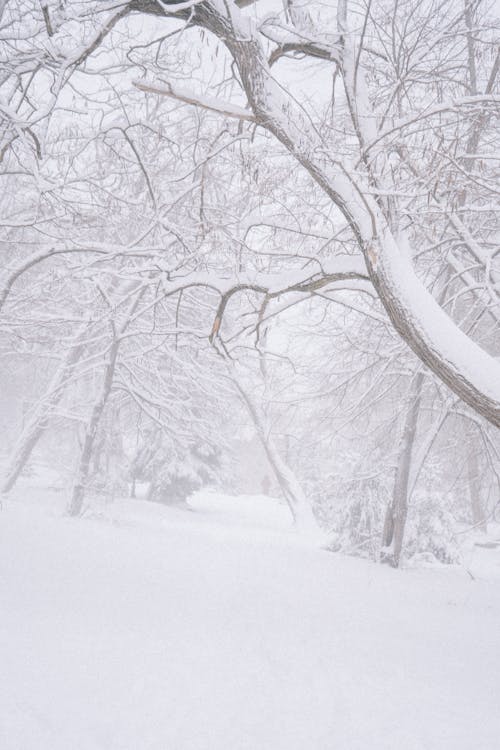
[1,488,500,750]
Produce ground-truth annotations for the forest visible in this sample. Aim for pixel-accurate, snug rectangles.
[1,1,499,748]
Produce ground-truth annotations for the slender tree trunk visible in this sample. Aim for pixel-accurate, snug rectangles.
[2,323,88,496]
[67,338,119,517]
[224,305,317,530]
[67,282,145,516]
[381,372,424,567]
[382,270,459,565]
[467,445,487,533]
[231,373,318,532]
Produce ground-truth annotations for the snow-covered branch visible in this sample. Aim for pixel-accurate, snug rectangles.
[133,78,256,122]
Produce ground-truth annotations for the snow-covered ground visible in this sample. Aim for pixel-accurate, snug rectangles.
[1,489,500,750]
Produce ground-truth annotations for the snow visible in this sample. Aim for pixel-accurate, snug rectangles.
[133,79,256,123]
[1,489,500,750]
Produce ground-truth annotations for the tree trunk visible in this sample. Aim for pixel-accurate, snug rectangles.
[467,444,487,533]
[67,282,146,516]
[2,323,88,496]
[176,1,500,428]
[231,371,318,532]
[67,339,119,517]
[381,372,424,567]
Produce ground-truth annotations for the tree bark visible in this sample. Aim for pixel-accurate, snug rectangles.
[467,441,487,533]
[149,0,500,428]
[67,337,119,516]
[381,372,424,567]
[68,283,146,516]
[2,323,88,496]
[231,371,318,532]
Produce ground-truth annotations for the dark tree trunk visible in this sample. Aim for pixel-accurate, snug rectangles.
[67,339,119,517]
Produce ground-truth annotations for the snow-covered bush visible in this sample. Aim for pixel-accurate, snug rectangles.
[147,444,220,506]
[404,495,460,565]
[321,477,388,561]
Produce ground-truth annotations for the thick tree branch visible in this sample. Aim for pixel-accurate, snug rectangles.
[182,1,500,427]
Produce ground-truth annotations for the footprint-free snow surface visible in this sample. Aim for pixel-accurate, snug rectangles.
[1,491,500,750]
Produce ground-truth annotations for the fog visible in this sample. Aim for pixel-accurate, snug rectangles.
[1,1,499,747]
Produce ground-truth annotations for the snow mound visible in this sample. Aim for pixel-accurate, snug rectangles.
[1,491,500,750]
